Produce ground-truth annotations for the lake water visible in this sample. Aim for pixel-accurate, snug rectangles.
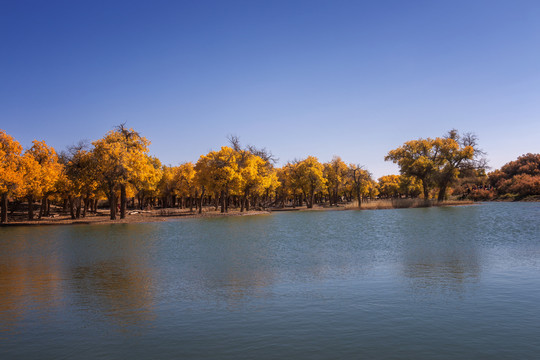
[1,203,539,359]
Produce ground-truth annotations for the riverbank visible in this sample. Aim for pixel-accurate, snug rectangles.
[0,208,271,227]
[0,199,479,227]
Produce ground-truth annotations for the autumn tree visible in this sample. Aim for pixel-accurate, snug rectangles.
[385,130,481,200]
[174,162,197,211]
[21,140,62,220]
[431,130,476,200]
[324,156,348,206]
[275,163,296,207]
[93,125,153,220]
[131,155,162,210]
[228,135,279,210]
[398,175,422,198]
[60,142,100,219]
[348,164,374,207]
[385,138,436,199]
[294,156,326,208]
[489,153,540,197]
[195,146,240,213]
[158,165,178,208]
[0,130,24,223]
[378,175,401,198]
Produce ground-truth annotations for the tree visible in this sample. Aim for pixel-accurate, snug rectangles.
[21,140,62,220]
[195,146,240,213]
[93,126,152,220]
[174,162,197,211]
[385,138,436,199]
[489,153,540,197]
[348,164,373,208]
[60,142,100,219]
[385,130,480,200]
[378,175,401,198]
[398,175,422,198]
[431,130,475,201]
[158,166,178,208]
[324,156,348,206]
[0,130,24,223]
[295,156,326,208]
[131,155,162,210]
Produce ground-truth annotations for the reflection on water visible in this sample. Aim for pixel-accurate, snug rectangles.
[0,225,157,335]
[398,207,482,294]
[71,259,155,329]
[0,237,63,334]
[0,203,539,359]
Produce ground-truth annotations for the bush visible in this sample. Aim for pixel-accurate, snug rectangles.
[467,189,495,201]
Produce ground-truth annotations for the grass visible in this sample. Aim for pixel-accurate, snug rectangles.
[345,198,474,210]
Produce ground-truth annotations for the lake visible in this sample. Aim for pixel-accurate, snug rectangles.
[1,202,539,359]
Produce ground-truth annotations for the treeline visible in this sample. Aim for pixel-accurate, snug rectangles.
[484,153,540,200]
[0,127,538,223]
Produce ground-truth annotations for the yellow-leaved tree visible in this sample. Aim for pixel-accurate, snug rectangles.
[385,138,436,199]
[385,130,478,200]
[0,130,24,223]
[21,140,62,220]
[131,155,162,210]
[295,156,327,208]
[92,125,153,220]
[60,143,100,219]
[378,175,401,198]
[194,146,240,213]
[347,164,374,208]
[174,162,198,211]
[158,165,178,208]
[323,156,348,206]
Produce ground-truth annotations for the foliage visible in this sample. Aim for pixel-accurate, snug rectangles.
[378,175,400,198]
[323,156,348,205]
[0,130,24,197]
[489,154,540,197]
[385,130,480,200]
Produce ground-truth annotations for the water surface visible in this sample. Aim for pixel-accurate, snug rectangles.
[1,203,539,359]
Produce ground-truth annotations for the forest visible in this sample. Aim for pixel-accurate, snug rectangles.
[1,126,539,223]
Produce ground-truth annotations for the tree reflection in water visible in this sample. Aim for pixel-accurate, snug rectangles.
[0,238,62,334]
[71,259,155,331]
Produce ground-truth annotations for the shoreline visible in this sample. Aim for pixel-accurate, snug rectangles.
[0,199,482,227]
[0,208,272,227]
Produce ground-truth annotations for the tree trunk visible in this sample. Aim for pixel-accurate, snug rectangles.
[39,197,46,219]
[75,197,82,219]
[109,186,117,220]
[220,190,225,213]
[68,196,76,219]
[27,195,34,220]
[198,189,205,214]
[437,186,447,202]
[306,190,314,209]
[1,193,7,223]
[83,197,89,217]
[45,198,50,216]
[120,184,127,219]
[422,180,429,200]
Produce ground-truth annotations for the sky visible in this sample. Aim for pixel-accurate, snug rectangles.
[1,0,539,178]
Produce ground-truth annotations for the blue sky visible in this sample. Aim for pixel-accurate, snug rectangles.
[1,0,539,178]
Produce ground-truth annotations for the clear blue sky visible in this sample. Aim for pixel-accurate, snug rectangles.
[1,0,539,178]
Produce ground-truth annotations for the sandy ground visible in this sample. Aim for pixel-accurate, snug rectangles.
[1,200,480,227]
[0,207,272,226]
